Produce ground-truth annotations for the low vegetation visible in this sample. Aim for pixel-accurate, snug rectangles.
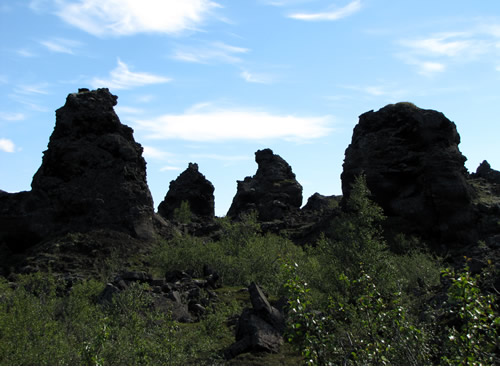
[0,176,498,365]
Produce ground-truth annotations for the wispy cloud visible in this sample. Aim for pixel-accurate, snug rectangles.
[115,105,144,115]
[398,25,500,75]
[0,138,16,153]
[52,0,221,37]
[240,70,274,84]
[14,83,50,95]
[160,165,183,172]
[40,38,82,55]
[135,103,333,142]
[142,146,175,161]
[340,83,408,98]
[0,112,26,122]
[400,32,488,59]
[172,41,249,64]
[415,61,446,76]
[16,48,37,58]
[91,59,171,90]
[288,0,362,21]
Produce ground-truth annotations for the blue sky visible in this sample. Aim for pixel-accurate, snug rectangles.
[1,0,500,216]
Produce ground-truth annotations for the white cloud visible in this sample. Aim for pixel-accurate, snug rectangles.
[288,0,362,21]
[397,54,447,76]
[135,104,333,142]
[172,42,249,64]
[115,106,144,115]
[160,165,182,172]
[91,59,171,90]
[0,112,26,121]
[17,48,37,58]
[14,83,50,95]
[401,32,482,58]
[240,70,273,84]
[417,61,446,76]
[40,38,82,55]
[339,83,408,99]
[0,138,15,153]
[398,25,500,75]
[142,146,174,161]
[53,0,220,37]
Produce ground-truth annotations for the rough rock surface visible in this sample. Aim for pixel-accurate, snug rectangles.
[158,163,215,222]
[0,88,156,260]
[341,103,475,244]
[225,282,285,359]
[473,160,500,185]
[227,149,303,221]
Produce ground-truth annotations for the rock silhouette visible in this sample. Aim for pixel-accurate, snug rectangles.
[341,102,475,244]
[227,149,303,221]
[0,88,155,260]
[158,162,215,222]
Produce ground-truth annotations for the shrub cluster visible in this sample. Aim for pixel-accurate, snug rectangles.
[0,175,497,365]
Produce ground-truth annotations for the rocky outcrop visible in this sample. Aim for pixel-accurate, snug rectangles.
[302,193,340,213]
[0,88,156,261]
[225,282,285,359]
[99,267,220,323]
[341,102,475,244]
[227,149,303,221]
[473,160,500,184]
[158,163,215,222]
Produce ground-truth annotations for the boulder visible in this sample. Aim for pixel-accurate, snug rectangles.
[225,282,285,359]
[227,149,303,221]
[158,163,215,222]
[341,102,475,244]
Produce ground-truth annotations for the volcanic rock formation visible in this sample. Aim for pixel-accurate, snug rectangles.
[0,88,156,257]
[341,102,475,244]
[158,163,215,222]
[227,149,303,221]
[473,160,500,185]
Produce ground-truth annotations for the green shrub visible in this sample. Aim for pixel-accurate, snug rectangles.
[0,273,74,365]
[439,265,499,365]
[150,214,305,294]
[283,262,434,366]
[173,200,192,224]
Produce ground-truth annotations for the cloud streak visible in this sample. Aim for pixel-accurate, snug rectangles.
[288,0,362,21]
[91,59,171,90]
[40,38,82,55]
[135,104,333,142]
[0,112,26,122]
[53,0,221,37]
[172,42,249,64]
[398,25,500,75]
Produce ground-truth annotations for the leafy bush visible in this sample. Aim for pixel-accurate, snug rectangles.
[282,262,433,365]
[173,200,192,224]
[439,265,499,365]
[0,273,229,365]
[151,214,305,294]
